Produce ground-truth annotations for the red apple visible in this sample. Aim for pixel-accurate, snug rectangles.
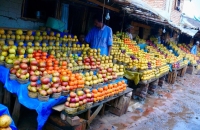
[65,102,70,107]
[13,60,20,65]
[82,94,86,99]
[91,62,96,66]
[39,67,45,72]
[83,99,87,104]
[79,101,83,105]
[20,63,28,69]
[85,58,90,62]
[107,68,112,73]
[51,83,60,88]
[70,98,76,103]
[57,87,62,93]
[104,78,108,82]
[62,86,67,91]
[75,97,79,102]
[29,71,35,76]
[70,92,76,98]
[10,68,17,74]
[85,62,90,66]
[79,96,84,101]
[30,82,37,87]
[41,77,50,84]
[30,76,38,82]
[86,93,92,98]
[52,87,57,93]
[83,88,90,93]
[30,66,38,71]
[39,62,46,67]
[61,82,68,86]
[30,60,38,66]
[102,74,107,78]
[86,98,90,102]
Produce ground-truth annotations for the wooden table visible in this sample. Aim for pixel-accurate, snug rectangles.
[53,87,133,127]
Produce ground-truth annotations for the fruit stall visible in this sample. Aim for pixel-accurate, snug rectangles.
[0,28,133,129]
[0,104,17,130]
[0,27,199,129]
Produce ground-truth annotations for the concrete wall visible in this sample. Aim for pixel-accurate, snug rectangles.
[0,0,44,29]
[142,0,184,25]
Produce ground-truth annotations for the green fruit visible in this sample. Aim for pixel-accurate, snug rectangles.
[6,59,13,64]
[9,48,16,54]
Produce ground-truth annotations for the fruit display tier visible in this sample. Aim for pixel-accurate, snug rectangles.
[61,87,132,117]
[0,65,127,130]
[0,104,17,130]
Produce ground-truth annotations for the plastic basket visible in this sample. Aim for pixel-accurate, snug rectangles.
[51,92,61,99]
[38,94,49,102]
[28,91,38,98]
[17,77,29,84]
[5,63,13,69]
[9,74,16,80]
[61,90,69,96]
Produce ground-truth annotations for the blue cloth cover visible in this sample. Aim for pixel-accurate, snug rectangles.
[0,104,17,130]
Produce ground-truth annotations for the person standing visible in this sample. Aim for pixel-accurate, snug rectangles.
[85,14,113,56]
[191,41,199,55]
[125,25,134,40]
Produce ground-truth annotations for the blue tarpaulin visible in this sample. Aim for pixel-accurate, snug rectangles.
[0,104,17,130]
[0,66,127,130]
[0,66,67,130]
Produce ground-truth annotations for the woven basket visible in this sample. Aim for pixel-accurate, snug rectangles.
[78,104,86,111]
[38,94,49,101]
[86,102,93,108]
[17,77,29,84]
[28,91,38,98]
[65,106,77,114]
[61,90,69,96]
[9,74,16,80]
[51,92,61,99]
[5,63,13,69]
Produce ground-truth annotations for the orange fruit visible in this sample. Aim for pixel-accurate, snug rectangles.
[98,88,103,92]
[92,89,98,93]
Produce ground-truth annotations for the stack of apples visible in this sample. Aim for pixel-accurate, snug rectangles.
[27,75,39,98]
[97,66,117,83]
[60,75,70,92]
[83,56,98,70]
[38,61,46,76]
[15,61,30,82]
[6,47,16,65]
[65,92,80,109]
[29,60,40,77]
[38,76,52,99]
[9,60,20,77]
[83,88,94,103]
[84,71,95,87]
[51,72,62,98]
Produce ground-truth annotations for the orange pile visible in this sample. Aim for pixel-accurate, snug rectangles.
[92,80,127,102]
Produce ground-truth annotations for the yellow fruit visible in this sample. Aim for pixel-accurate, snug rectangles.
[27,30,32,36]
[0,29,5,35]
[16,29,23,35]
[0,115,12,128]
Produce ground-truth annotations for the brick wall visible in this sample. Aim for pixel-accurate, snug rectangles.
[142,0,184,25]
[142,0,166,10]
[0,0,44,29]
[170,0,184,25]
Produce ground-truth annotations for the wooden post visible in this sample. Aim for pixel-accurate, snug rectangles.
[87,104,103,125]
[12,96,21,125]
[99,104,105,116]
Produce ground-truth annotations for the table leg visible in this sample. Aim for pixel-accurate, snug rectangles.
[100,104,105,116]
[12,96,21,125]
[87,104,103,125]
[3,89,11,110]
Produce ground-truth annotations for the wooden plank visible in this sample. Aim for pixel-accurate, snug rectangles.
[12,97,21,125]
[3,89,11,110]
[88,0,120,12]
[87,104,103,125]
[131,22,151,29]
[52,104,65,112]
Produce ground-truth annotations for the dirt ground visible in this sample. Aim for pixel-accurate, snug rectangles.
[89,74,200,130]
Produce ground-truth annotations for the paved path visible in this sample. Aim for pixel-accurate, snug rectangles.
[89,74,200,130]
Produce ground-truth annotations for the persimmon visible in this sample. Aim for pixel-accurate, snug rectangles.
[103,86,108,90]
[69,81,75,86]
[78,84,84,88]
[62,61,67,66]
[98,88,103,92]
[108,84,113,89]
[113,84,117,88]
[73,80,78,85]
[117,81,122,86]
[70,76,76,81]
[61,71,67,75]
[78,80,84,85]
[61,66,67,69]
[92,89,98,93]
